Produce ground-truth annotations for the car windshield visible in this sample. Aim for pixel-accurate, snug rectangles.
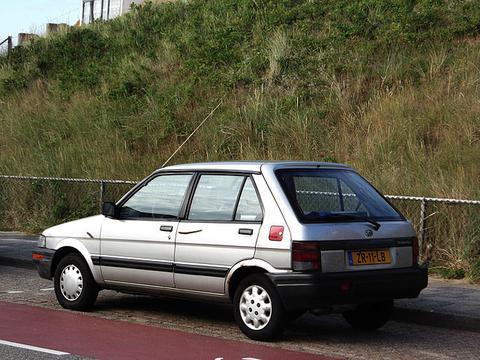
[276,169,403,222]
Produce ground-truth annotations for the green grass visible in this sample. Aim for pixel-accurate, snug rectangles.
[0,0,478,196]
[0,0,479,279]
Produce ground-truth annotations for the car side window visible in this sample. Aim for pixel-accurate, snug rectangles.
[234,178,262,221]
[118,174,192,219]
[188,175,244,221]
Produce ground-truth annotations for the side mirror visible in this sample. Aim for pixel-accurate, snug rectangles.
[102,202,117,218]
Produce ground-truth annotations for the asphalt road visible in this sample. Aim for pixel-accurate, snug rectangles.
[0,234,36,268]
[1,264,480,359]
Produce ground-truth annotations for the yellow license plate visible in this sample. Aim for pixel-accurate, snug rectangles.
[348,249,391,265]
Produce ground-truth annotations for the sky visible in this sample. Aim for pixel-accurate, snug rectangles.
[0,0,81,44]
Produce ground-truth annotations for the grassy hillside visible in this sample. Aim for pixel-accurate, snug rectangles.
[0,0,479,199]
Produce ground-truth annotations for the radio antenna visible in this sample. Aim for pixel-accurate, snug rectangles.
[161,97,224,168]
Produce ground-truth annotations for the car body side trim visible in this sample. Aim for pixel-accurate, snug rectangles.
[98,257,174,272]
[91,255,100,266]
[92,256,229,277]
[175,264,229,278]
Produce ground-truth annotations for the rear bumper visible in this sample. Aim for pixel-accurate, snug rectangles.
[267,266,428,311]
[32,248,55,280]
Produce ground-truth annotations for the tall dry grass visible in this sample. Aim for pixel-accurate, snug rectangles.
[0,0,479,278]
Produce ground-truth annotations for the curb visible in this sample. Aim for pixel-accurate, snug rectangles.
[392,307,480,333]
[2,244,480,335]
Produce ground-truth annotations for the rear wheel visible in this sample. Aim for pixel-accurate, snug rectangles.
[54,254,98,311]
[343,300,393,331]
[233,274,285,341]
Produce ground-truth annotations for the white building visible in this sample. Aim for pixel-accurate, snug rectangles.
[81,0,145,24]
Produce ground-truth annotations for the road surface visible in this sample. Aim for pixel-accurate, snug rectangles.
[1,235,480,359]
[1,264,480,359]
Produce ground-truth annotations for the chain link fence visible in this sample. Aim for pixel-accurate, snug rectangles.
[0,174,479,279]
[0,36,13,57]
[388,195,480,279]
[0,175,135,233]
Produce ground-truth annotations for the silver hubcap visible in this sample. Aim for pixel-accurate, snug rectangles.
[59,264,83,301]
[239,285,272,330]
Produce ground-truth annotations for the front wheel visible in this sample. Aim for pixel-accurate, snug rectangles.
[54,254,98,311]
[233,274,285,341]
[343,300,393,331]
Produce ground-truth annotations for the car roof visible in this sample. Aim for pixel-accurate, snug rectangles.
[157,161,351,173]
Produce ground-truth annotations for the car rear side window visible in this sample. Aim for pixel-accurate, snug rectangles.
[119,174,192,219]
[234,178,263,221]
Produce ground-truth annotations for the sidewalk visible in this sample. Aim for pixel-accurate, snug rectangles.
[1,232,479,333]
[393,277,480,332]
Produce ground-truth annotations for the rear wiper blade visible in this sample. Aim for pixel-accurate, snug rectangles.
[317,213,381,231]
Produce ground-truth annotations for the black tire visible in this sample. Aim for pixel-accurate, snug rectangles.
[343,300,393,331]
[54,254,98,311]
[233,273,285,341]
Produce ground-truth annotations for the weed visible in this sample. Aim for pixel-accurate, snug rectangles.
[0,0,479,279]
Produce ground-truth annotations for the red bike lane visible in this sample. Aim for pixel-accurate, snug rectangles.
[0,301,339,360]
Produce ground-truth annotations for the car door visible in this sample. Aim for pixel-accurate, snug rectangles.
[100,173,193,288]
[175,173,263,293]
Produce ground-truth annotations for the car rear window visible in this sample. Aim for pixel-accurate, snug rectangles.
[276,169,403,222]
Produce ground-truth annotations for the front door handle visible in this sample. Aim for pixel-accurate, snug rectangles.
[178,229,202,235]
[160,225,173,232]
[238,228,253,236]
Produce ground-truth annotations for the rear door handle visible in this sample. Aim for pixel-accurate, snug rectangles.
[178,229,202,235]
[238,228,253,236]
[160,225,173,232]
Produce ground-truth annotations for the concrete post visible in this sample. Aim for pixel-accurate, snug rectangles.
[18,33,39,46]
[46,23,68,35]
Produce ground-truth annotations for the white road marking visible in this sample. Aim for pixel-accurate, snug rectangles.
[1,289,54,294]
[214,357,261,360]
[0,339,70,356]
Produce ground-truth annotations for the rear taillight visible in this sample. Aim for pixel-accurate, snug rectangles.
[412,237,419,265]
[292,241,321,271]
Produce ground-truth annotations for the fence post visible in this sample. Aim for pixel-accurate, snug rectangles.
[99,181,105,212]
[419,197,427,260]
[7,36,12,55]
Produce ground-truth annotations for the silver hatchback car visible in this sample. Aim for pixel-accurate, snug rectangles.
[33,161,427,340]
